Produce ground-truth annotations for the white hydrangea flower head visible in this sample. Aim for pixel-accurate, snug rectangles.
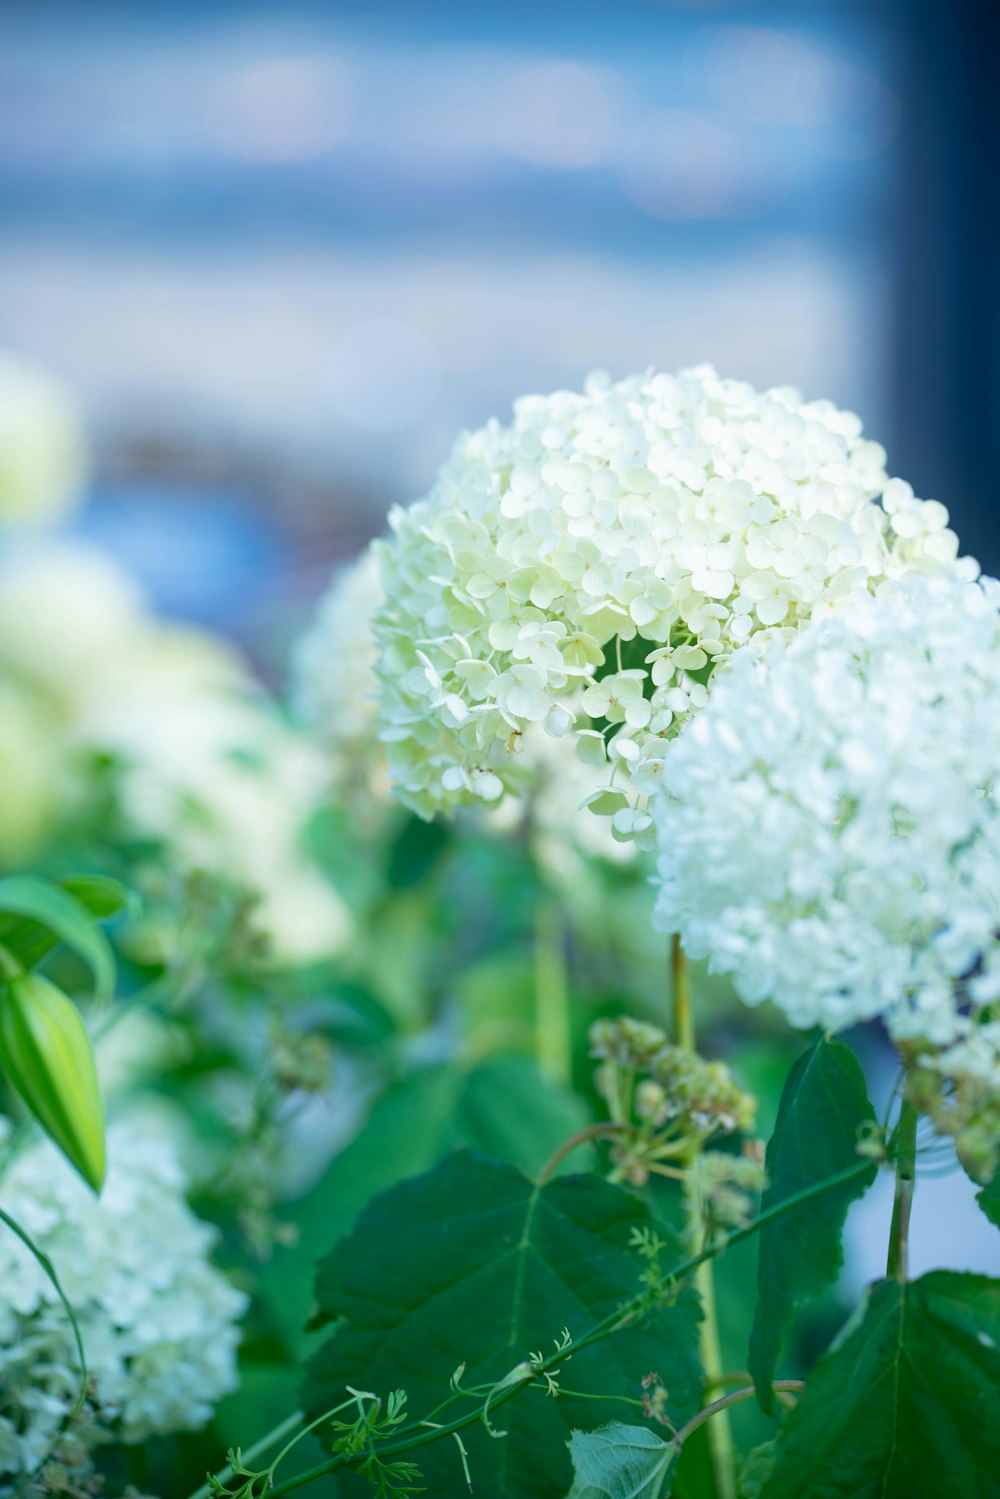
[292,547,389,810]
[0,1121,247,1489]
[296,547,636,873]
[652,574,1000,1046]
[0,352,87,528]
[375,365,975,840]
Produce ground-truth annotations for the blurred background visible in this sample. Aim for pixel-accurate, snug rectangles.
[1,0,996,666]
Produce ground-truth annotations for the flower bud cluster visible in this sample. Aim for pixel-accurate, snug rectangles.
[590,1016,756,1186]
[690,1147,767,1230]
[904,1020,1000,1185]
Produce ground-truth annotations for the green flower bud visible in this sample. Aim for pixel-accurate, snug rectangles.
[0,971,106,1191]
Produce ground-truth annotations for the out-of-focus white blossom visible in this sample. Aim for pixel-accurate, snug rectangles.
[0,353,87,528]
[90,683,352,965]
[0,1122,247,1489]
[292,547,389,811]
[0,684,61,865]
[0,542,350,963]
[652,576,1000,1046]
[375,366,975,839]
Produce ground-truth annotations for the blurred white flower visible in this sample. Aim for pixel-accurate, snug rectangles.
[375,365,975,838]
[0,541,350,963]
[89,683,352,965]
[292,546,389,812]
[0,1121,247,1488]
[0,353,87,529]
[652,575,1000,1046]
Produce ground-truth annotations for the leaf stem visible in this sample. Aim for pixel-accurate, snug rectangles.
[886,1093,918,1281]
[674,1382,805,1447]
[537,1122,629,1183]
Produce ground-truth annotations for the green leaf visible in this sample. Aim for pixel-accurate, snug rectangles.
[0,875,117,1007]
[738,1442,776,1498]
[260,1056,593,1353]
[566,1423,678,1498]
[386,814,450,889]
[304,1150,703,1499]
[762,1271,1000,1499]
[58,874,130,921]
[748,1036,877,1411]
[976,1168,1000,1230]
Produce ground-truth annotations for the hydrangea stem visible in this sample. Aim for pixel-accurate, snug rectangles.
[887,1093,918,1281]
[535,902,571,1088]
[672,934,736,1499]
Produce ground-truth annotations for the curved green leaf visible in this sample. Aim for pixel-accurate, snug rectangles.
[0,875,117,1007]
[749,1037,877,1411]
[304,1149,703,1499]
[567,1423,678,1499]
[976,1168,1000,1230]
[762,1271,1000,1499]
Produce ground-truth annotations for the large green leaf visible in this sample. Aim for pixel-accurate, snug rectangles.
[566,1423,678,1498]
[256,1055,594,1357]
[0,875,119,1006]
[749,1037,877,1410]
[304,1150,703,1499]
[976,1168,1000,1230]
[762,1271,1000,1498]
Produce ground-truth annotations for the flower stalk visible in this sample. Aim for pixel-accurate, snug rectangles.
[886,1093,919,1281]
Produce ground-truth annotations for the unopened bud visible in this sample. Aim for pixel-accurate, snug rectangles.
[0,972,106,1191]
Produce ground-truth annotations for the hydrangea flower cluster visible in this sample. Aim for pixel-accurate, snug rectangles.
[375,365,974,841]
[296,545,627,869]
[652,576,1000,1052]
[589,1016,756,1186]
[0,1122,247,1489]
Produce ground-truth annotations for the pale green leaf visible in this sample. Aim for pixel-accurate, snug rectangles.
[566,1422,678,1499]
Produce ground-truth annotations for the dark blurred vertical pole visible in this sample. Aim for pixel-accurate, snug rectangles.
[891,0,999,575]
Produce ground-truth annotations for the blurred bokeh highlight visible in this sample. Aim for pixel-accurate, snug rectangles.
[2,0,994,663]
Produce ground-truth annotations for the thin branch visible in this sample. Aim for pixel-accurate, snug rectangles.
[674,1382,806,1447]
[537,1122,629,1184]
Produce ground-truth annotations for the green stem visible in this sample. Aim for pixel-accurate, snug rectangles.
[673,1381,805,1446]
[534,903,571,1087]
[671,935,736,1499]
[187,1412,304,1499]
[886,1093,918,1281]
[537,1122,630,1183]
[671,932,694,1051]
